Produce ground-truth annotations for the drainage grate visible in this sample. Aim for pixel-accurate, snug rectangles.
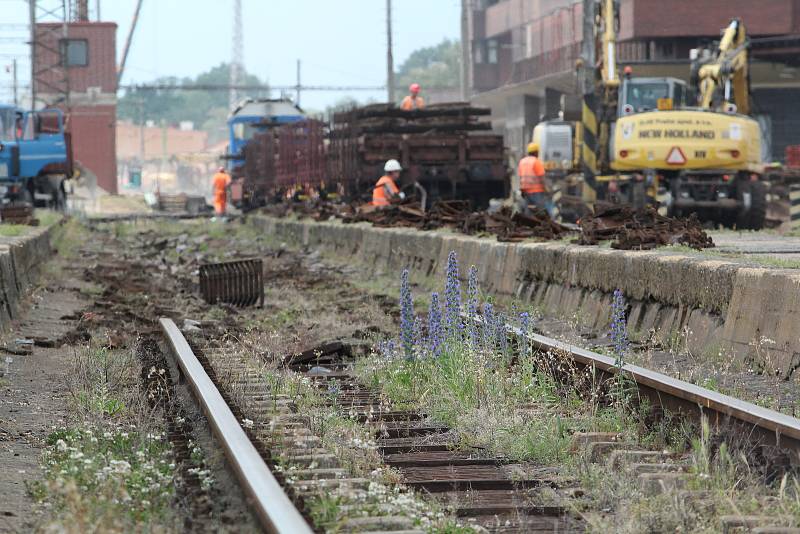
[199,258,264,307]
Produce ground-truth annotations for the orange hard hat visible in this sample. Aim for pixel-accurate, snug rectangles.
[624,65,633,76]
[409,83,421,94]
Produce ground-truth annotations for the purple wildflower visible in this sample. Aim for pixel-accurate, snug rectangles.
[399,269,415,359]
[610,288,629,367]
[481,303,495,352]
[428,292,443,357]
[466,266,479,348]
[444,251,462,336]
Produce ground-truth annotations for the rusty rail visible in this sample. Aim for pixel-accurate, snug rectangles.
[473,315,800,453]
[159,318,312,534]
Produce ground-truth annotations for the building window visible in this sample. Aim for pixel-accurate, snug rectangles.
[487,39,498,64]
[473,41,484,64]
[60,39,88,67]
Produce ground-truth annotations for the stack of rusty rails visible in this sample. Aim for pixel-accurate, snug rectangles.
[0,204,38,225]
[239,126,279,208]
[578,205,714,250]
[274,119,327,191]
[329,103,509,208]
[199,259,264,307]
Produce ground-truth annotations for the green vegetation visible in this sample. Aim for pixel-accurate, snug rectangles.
[396,39,460,90]
[30,427,176,529]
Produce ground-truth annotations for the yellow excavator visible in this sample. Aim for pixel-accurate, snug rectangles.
[534,0,766,228]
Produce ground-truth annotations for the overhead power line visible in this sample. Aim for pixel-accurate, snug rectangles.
[120,84,457,92]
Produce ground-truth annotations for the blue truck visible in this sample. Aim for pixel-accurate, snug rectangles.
[0,104,72,210]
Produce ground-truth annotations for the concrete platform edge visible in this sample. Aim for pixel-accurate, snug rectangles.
[251,215,800,377]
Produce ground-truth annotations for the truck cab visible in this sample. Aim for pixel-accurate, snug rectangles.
[0,105,71,208]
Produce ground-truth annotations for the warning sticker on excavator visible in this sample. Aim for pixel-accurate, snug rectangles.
[666,147,687,165]
[729,123,742,141]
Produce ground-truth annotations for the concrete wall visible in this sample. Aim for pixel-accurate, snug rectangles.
[252,215,800,378]
[0,225,57,328]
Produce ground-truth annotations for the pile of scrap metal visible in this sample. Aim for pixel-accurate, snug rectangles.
[578,205,714,250]
[0,204,38,225]
[343,199,570,241]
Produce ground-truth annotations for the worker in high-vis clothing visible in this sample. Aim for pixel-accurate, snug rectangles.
[372,159,406,206]
[212,166,232,217]
[400,83,425,111]
[518,143,548,211]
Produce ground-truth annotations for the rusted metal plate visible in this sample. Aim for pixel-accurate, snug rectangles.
[0,204,38,225]
[199,258,264,307]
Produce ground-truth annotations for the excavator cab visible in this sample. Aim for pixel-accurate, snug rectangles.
[618,77,694,116]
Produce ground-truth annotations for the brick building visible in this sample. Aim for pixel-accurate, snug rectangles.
[469,0,800,162]
[33,21,118,193]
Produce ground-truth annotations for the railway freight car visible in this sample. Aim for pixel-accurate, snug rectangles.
[328,103,509,208]
[236,102,509,210]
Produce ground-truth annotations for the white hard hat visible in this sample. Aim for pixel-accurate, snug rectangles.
[384,159,402,172]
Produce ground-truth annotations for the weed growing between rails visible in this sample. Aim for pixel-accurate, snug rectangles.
[358,251,634,463]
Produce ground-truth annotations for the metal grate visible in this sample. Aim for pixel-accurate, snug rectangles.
[199,259,264,307]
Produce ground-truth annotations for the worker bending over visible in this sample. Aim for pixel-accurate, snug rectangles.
[212,166,232,217]
[372,159,406,206]
[518,143,548,211]
[400,83,425,111]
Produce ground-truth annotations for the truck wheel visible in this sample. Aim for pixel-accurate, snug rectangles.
[736,180,767,230]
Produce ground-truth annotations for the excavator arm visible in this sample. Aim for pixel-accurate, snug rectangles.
[693,19,751,115]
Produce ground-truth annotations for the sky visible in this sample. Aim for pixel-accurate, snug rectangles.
[0,0,462,111]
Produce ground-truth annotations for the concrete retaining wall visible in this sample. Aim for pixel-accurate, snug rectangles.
[251,216,800,377]
[0,225,57,328]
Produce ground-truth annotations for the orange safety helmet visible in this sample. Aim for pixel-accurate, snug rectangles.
[409,83,421,94]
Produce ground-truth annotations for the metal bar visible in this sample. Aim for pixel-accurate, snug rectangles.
[506,320,800,444]
[159,318,312,534]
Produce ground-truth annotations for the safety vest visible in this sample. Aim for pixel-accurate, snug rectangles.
[400,95,425,111]
[372,175,400,206]
[518,156,546,194]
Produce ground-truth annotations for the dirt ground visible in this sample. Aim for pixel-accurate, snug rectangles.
[0,278,89,531]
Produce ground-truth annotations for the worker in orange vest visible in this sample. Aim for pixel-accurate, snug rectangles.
[400,83,425,111]
[518,142,548,212]
[212,166,232,217]
[372,159,406,206]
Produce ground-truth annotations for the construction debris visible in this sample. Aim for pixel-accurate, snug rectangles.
[0,204,39,226]
[258,199,715,250]
[578,205,714,250]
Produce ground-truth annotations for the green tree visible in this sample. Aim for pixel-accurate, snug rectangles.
[395,39,460,90]
[118,63,268,143]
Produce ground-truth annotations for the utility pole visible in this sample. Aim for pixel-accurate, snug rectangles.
[28,0,36,109]
[96,0,101,20]
[386,0,395,103]
[295,59,301,106]
[460,0,471,101]
[229,0,243,111]
[12,59,18,107]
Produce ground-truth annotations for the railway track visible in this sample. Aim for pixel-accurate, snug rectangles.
[159,311,800,533]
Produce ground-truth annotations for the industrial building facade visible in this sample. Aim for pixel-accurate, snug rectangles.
[470,0,800,163]
[33,21,118,194]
